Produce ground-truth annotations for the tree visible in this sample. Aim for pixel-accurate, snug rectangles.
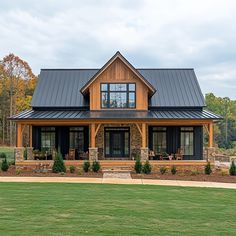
[0,54,37,146]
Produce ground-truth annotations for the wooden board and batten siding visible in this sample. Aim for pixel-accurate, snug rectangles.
[89,58,149,110]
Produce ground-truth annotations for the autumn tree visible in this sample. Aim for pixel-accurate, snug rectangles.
[0,54,37,146]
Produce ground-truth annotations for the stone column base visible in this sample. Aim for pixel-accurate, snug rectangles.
[26,147,34,160]
[15,147,25,162]
[89,147,98,161]
[140,147,149,161]
[204,147,216,162]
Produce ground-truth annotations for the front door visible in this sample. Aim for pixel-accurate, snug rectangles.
[104,127,130,158]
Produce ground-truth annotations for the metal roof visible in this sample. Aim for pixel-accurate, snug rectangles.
[10,109,221,120]
[31,68,205,108]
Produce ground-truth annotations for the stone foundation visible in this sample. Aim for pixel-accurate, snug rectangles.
[15,147,25,162]
[89,147,98,161]
[140,147,149,161]
[26,147,34,160]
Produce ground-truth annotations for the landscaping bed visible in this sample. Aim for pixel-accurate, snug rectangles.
[131,172,236,183]
[0,165,103,178]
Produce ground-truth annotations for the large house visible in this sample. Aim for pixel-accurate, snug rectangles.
[11,52,220,164]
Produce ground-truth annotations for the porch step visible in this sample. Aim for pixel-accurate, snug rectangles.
[102,166,132,172]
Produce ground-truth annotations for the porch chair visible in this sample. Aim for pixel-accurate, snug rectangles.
[175,148,184,160]
[68,148,76,160]
[148,150,155,160]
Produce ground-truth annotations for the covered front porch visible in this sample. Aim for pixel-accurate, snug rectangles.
[14,118,215,164]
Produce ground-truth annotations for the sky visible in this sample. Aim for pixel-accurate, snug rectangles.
[0,0,236,99]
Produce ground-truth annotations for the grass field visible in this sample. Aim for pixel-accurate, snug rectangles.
[0,183,235,236]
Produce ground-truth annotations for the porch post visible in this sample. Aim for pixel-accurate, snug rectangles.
[89,123,98,161]
[208,123,213,148]
[15,122,24,162]
[140,123,148,161]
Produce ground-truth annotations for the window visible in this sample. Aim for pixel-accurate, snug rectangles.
[69,127,85,152]
[152,127,167,153]
[101,83,136,108]
[41,127,56,154]
[180,127,194,155]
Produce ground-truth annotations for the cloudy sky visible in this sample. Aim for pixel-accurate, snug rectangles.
[0,0,236,99]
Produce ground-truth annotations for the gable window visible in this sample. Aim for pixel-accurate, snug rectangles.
[180,127,194,155]
[101,83,136,108]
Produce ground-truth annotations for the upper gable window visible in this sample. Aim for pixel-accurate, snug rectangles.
[101,83,136,108]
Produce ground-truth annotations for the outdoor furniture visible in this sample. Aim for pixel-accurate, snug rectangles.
[175,148,184,160]
[79,151,89,160]
[168,153,174,160]
[148,150,155,160]
[68,149,76,160]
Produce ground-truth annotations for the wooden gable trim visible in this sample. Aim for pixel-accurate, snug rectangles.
[80,51,156,95]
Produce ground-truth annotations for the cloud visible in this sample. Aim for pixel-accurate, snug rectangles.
[0,0,235,99]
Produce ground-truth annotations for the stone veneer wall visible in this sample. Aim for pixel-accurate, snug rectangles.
[95,124,142,159]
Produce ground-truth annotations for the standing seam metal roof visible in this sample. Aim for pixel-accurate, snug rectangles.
[31,68,205,108]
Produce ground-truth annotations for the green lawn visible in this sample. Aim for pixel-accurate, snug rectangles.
[0,183,235,236]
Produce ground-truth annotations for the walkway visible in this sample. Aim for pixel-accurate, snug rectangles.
[0,177,236,189]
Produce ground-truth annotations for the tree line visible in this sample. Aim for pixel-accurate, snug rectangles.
[205,93,236,149]
[0,54,235,149]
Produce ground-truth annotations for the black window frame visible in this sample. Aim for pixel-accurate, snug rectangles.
[100,83,136,109]
[180,127,194,156]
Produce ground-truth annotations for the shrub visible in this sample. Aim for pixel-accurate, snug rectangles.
[134,158,142,174]
[204,161,212,175]
[171,165,177,175]
[1,158,9,172]
[229,161,236,176]
[83,160,90,172]
[52,152,66,173]
[69,166,76,173]
[0,152,7,159]
[142,160,152,174]
[160,166,167,175]
[16,169,21,175]
[92,161,101,172]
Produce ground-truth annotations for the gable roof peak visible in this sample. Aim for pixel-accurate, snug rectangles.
[80,51,156,94]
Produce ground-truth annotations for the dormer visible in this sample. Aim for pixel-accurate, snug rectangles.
[80,52,156,110]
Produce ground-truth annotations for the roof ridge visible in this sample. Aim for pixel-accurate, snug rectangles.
[41,68,194,71]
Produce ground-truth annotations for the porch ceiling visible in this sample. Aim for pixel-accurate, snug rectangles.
[10,109,221,121]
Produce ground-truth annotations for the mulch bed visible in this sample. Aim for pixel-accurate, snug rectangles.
[0,166,103,178]
[131,172,236,183]
[1,166,236,183]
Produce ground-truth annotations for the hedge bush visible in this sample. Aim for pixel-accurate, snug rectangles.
[92,161,101,172]
[160,166,167,175]
[1,158,9,172]
[69,166,76,173]
[204,161,212,175]
[134,158,142,174]
[229,160,236,176]
[0,152,7,159]
[142,160,152,174]
[171,165,177,175]
[52,152,66,173]
[83,160,90,172]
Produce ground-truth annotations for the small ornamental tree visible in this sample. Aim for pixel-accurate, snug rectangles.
[83,160,90,172]
[92,161,101,172]
[142,160,152,174]
[1,158,9,172]
[229,160,236,176]
[160,166,167,175]
[134,157,142,174]
[52,152,66,173]
[204,161,212,175]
